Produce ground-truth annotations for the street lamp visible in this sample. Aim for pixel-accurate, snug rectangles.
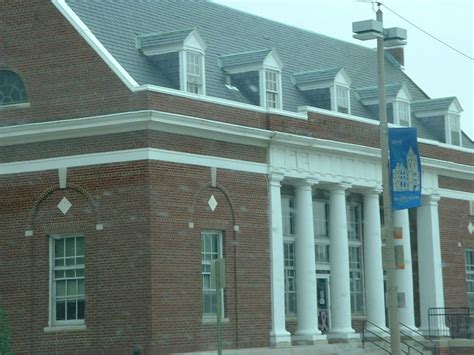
[353,4,407,355]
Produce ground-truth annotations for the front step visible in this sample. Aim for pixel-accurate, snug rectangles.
[178,339,397,354]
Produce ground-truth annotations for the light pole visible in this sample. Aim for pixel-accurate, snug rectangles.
[353,4,407,355]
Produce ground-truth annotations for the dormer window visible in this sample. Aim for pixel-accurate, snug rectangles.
[358,83,411,126]
[412,97,463,147]
[219,49,283,109]
[185,51,204,94]
[292,67,351,115]
[336,85,349,113]
[265,70,280,108]
[447,113,461,146]
[397,100,410,126]
[136,28,207,95]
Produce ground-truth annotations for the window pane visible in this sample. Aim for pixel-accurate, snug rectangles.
[77,300,85,320]
[56,280,66,297]
[66,257,75,266]
[66,238,75,257]
[78,279,85,295]
[56,301,66,320]
[66,301,77,320]
[76,237,84,256]
[55,258,64,267]
[67,280,77,296]
[55,239,64,258]
[55,270,65,279]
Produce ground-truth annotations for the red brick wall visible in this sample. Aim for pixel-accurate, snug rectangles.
[0,130,267,164]
[148,162,270,352]
[0,0,148,127]
[439,176,474,193]
[440,198,474,308]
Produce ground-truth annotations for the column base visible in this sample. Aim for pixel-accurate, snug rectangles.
[270,330,292,348]
[292,330,327,345]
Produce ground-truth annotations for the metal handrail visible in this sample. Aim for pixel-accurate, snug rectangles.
[400,322,437,351]
[362,320,393,354]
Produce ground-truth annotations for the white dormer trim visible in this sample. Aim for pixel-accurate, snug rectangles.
[393,85,412,126]
[445,112,462,147]
[179,50,206,95]
[331,69,351,114]
[219,49,283,75]
[138,29,207,56]
[183,30,207,54]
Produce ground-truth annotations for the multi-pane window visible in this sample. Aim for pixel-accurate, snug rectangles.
[465,250,474,309]
[201,231,223,317]
[284,242,297,315]
[449,114,461,146]
[314,200,330,267]
[265,70,279,109]
[336,85,349,113]
[186,51,203,94]
[347,202,365,314]
[398,101,410,126]
[0,70,27,106]
[282,195,296,315]
[51,236,85,325]
[349,246,364,314]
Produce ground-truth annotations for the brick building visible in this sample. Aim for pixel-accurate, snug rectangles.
[0,0,473,353]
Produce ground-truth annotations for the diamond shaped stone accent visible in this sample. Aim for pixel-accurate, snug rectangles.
[57,197,72,215]
[208,195,218,212]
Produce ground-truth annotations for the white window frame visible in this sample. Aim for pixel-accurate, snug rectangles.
[465,250,474,310]
[335,85,350,114]
[261,69,282,109]
[180,50,206,95]
[446,113,461,146]
[395,100,411,127]
[281,195,297,316]
[347,202,365,315]
[49,234,85,327]
[313,199,330,271]
[201,230,224,319]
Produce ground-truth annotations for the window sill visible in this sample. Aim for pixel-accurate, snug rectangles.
[285,316,297,322]
[202,317,229,325]
[351,315,367,320]
[0,102,30,111]
[44,324,86,333]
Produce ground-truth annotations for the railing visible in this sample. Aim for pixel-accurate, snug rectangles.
[362,321,436,355]
[362,320,391,354]
[428,307,471,340]
[400,322,436,354]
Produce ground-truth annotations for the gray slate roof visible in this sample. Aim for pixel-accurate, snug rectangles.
[65,0,470,146]
[357,83,404,101]
[292,68,341,86]
[136,29,194,49]
[219,49,272,69]
[412,97,458,113]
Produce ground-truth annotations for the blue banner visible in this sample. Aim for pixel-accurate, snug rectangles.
[389,127,422,210]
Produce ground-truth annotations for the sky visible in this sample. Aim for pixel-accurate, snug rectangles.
[213,0,474,140]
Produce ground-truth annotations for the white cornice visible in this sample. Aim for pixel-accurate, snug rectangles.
[1,110,472,182]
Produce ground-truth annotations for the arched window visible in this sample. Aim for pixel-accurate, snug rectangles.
[0,70,28,106]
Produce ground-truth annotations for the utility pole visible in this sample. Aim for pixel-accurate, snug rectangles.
[353,3,406,354]
[376,7,401,355]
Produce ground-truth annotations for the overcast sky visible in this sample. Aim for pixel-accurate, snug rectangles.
[213,0,474,140]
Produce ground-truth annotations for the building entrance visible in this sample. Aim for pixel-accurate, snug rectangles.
[317,276,330,333]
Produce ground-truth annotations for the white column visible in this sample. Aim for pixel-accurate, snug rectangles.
[363,188,388,332]
[417,194,446,334]
[294,180,322,342]
[328,183,355,337]
[268,173,291,347]
[393,209,417,329]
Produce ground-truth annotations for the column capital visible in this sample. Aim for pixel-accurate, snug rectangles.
[364,185,383,197]
[293,178,319,188]
[422,194,441,206]
[269,172,285,186]
[327,182,352,192]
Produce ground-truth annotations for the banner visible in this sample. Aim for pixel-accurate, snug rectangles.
[389,127,422,210]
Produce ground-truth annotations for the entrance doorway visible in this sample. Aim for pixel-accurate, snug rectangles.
[317,275,330,333]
